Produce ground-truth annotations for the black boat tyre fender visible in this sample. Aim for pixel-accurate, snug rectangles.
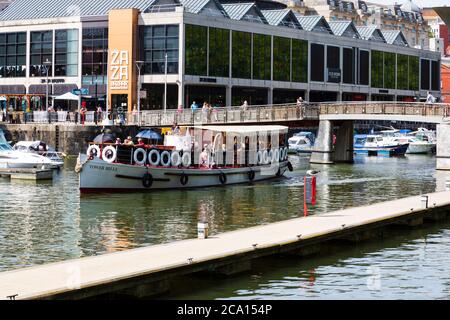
[287,161,293,172]
[142,173,153,188]
[180,173,189,186]
[248,170,255,181]
[219,172,227,184]
[276,167,281,177]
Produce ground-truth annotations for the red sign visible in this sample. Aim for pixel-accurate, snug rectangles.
[303,176,317,216]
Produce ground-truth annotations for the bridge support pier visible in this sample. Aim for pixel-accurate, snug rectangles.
[334,121,354,163]
[310,120,334,164]
[436,123,450,170]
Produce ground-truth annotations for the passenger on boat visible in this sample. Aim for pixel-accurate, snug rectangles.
[124,136,134,146]
[115,138,122,145]
[200,147,209,167]
[136,138,145,148]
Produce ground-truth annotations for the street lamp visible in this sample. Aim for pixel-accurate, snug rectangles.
[135,60,144,125]
[43,59,52,110]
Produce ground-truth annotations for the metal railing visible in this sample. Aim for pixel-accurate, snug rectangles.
[1,102,449,126]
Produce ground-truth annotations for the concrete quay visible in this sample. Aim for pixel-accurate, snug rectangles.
[0,191,450,300]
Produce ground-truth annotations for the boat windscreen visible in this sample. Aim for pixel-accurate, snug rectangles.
[0,130,12,149]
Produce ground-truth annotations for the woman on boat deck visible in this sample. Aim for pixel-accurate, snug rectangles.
[124,136,134,145]
[200,145,209,167]
[136,138,145,147]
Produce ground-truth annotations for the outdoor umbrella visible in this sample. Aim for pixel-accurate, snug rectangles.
[93,133,115,143]
[136,129,163,141]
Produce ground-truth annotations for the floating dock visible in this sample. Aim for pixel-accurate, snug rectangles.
[0,168,53,180]
[0,191,449,300]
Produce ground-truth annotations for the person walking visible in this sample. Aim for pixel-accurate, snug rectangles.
[191,101,198,112]
[80,104,87,125]
[426,91,435,104]
[96,105,103,124]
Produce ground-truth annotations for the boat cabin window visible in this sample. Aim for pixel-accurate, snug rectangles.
[376,137,383,141]
[366,137,375,143]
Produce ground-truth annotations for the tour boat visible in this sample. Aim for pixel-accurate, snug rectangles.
[287,132,315,154]
[12,141,65,167]
[353,134,409,156]
[76,125,293,193]
[0,130,54,169]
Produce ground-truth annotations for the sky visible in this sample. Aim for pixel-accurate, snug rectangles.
[368,0,450,8]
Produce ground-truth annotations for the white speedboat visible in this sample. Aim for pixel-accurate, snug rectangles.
[0,130,54,169]
[380,127,436,154]
[12,141,65,167]
[354,134,409,156]
[76,125,293,193]
[288,132,314,154]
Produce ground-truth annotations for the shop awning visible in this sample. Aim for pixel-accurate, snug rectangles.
[54,92,80,101]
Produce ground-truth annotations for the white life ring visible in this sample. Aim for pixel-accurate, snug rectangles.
[272,148,279,163]
[133,148,147,166]
[279,148,284,162]
[148,149,161,166]
[182,152,191,167]
[257,150,263,164]
[102,146,117,163]
[171,151,181,166]
[86,145,101,158]
[262,150,269,164]
[160,150,171,167]
[283,147,288,160]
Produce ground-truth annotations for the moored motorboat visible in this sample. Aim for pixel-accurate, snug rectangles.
[0,130,54,169]
[288,132,315,154]
[12,141,65,167]
[77,125,293,193]
[353,134,409,156]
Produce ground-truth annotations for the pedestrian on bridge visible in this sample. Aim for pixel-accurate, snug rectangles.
[426,91,435,104]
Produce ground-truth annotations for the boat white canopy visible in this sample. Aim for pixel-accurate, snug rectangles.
[191,125,288,133]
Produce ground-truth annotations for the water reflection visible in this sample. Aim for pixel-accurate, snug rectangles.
[0,154,449,276]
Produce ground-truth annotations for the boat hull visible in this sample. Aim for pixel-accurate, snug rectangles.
[354,143,409,156]
[78,155,288,193]
[406,143,436,154]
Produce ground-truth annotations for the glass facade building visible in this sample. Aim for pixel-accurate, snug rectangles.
[30,30,52,77]
[82,28,108,85]
[0,32,26,78]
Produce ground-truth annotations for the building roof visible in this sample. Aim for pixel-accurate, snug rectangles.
[294,14,332,34]
[222,2,267,23]
[261,9,301,28]
[381,30,409,46]
[356,25,386,42]
[328,20,360,38]
[0,0,152,20]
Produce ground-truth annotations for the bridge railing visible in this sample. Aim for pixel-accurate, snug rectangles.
[138,103,320,126]
[319,102,450,118]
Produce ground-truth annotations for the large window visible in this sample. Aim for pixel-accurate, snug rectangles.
[185,24,207,76]
[253,33,271,80]
[326,45,340,83]
[273,36,290,82]
[396,54,408,90]
[291,39,308,83]
[0,32,26,78]
[420,59,430,90]
[343,48,355,84]
[431,60,440,91]
[359,50,369,85]
[371,50,383,88]
[82,28,108,84]
[142,25,179,75]
[55,29,78,77]
[384,52,396,89]
[232,31,251,79]
[30,31,53,77]
[408,56,419,91]
[232,31,252,79]
[311,43,324,82]
[208,27,229,77]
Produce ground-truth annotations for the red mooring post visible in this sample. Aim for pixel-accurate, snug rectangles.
[304,176,317,217]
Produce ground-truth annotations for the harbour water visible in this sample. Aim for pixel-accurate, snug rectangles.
[1,154,450,299]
